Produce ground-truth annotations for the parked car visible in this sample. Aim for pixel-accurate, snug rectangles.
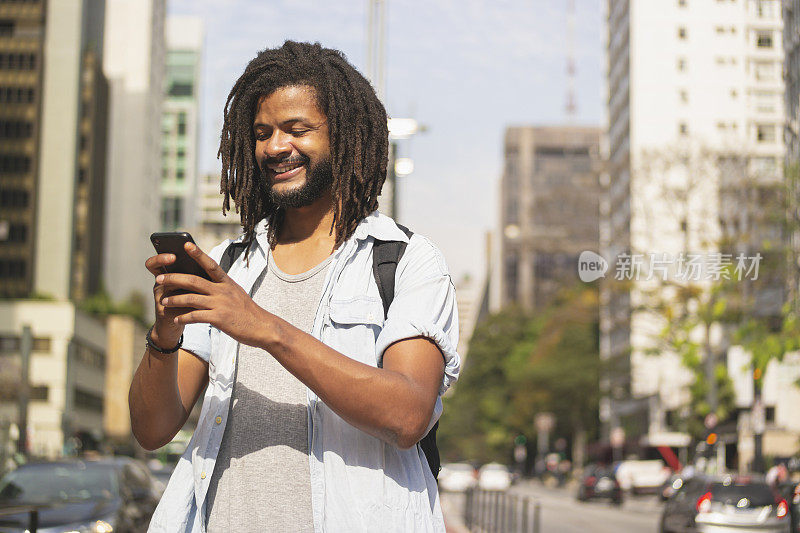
[777,480,800,533]
[478,463,512,491]
[660,474,687,501]
[438,463,477,493]
[793,482,800,533]
[577,465,622,504]
[660,475,790,533]
[660,475,710,533]
[0,457,161,533]
[616,459,671,494]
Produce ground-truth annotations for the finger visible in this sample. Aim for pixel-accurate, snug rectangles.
[161,293,212,310]
[145,254,176,276]
[156,273,213,295]
[174,309,214,326]
[185,242,227,283]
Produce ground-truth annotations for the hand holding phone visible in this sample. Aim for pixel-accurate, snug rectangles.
[145,232,210,347]
[150,232,212,281]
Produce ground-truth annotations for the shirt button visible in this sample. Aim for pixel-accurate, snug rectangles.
[215,416,222,424]
[200,472,207,480]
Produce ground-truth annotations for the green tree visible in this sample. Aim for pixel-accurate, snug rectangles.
[438,285,599,465]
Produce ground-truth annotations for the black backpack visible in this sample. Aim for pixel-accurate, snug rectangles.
[218,225,441,480]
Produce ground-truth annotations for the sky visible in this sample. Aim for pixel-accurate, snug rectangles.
[168,0,605,284]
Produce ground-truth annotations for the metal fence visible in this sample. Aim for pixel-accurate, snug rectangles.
[463,488,541,533]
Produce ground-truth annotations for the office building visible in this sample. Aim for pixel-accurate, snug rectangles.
[497,126,601,312]
[160,16,203,232]
[0,0,107,301]
[602,0,786,451]
[102,0,165,306]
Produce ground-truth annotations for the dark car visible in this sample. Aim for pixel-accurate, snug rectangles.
[660,476,790,533]
[660,476,713,533]
[0,457,161,533]
[779,480,800,533]
[577,465,623,505]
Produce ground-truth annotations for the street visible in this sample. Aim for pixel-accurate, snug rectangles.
[442,481,662,533]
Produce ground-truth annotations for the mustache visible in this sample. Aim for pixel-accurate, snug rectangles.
[262,155,309,168]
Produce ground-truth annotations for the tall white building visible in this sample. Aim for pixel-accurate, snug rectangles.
[602,0,785,450]
[160,16,204,232]
[102,0,165,307]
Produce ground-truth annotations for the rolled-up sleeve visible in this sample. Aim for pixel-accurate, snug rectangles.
[181,239,233,363]
[375,236,461,395]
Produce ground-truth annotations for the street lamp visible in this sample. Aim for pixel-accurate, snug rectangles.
[384,118,427,220]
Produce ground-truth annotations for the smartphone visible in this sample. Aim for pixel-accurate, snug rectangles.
[150,232,212,282]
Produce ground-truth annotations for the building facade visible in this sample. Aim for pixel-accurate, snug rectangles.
[498,126,601,312]
[602,0,786,454]
[0,301,107,458]
[102,0,165,308]
[160,16,203,232]
[193,173,242,253]
[786,0,800,165]
[0,0,108,301]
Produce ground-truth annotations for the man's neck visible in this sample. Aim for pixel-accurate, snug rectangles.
[272,190,338,275]
[278,189,336,245]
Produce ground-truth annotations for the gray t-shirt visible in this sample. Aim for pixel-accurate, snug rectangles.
[205,249,333,532]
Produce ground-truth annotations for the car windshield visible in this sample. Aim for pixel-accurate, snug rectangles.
[0,462,118,504]
[710,482,776,508]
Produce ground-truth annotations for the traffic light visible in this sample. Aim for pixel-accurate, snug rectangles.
[706,432,718,446]
[514,435,527,446]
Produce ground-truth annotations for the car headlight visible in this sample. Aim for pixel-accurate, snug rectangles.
[92,520,114,533]
[64,516,115,533]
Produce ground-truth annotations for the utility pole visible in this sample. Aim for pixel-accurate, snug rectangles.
[365,0,387,102]
[366,0,396,217]
[565,0,577,122]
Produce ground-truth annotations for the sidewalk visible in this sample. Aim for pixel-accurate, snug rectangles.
[441,491,470,533]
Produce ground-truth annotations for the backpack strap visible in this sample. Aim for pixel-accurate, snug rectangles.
[219,241,248,273]
[370,225,441,480]
[372,224,413,319]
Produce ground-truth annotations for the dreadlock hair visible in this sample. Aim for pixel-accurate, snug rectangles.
[218,40,389,256]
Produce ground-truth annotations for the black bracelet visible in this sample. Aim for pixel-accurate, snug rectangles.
[146,325,183,354]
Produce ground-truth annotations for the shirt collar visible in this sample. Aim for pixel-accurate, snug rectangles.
[352,210,411,243]
[251,210,410,252]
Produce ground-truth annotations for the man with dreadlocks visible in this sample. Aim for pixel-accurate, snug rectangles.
[132,41,460,532]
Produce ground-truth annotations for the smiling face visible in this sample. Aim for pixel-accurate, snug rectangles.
[253,85,332,208]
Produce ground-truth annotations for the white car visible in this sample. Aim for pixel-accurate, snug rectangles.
[478,463,512,491]
[439,463,477,492]
[615,459,670,494]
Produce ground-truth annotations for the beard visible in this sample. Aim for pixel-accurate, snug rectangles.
[262,155,334,209]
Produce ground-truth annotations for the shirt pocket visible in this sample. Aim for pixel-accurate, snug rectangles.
[326,296,384,366]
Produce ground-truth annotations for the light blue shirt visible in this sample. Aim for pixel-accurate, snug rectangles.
[148,212,461,532]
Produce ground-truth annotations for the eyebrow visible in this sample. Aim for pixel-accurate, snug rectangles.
[253,117,310,128]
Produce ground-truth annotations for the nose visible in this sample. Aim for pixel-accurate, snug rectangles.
[264,131,292,160]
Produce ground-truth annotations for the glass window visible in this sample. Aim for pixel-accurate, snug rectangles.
[168,82,193,97]
[177,112,187,135]
[0,21,13,37]
[756,31,773,48]
[756,124,776,142]
[0,463,118,503]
